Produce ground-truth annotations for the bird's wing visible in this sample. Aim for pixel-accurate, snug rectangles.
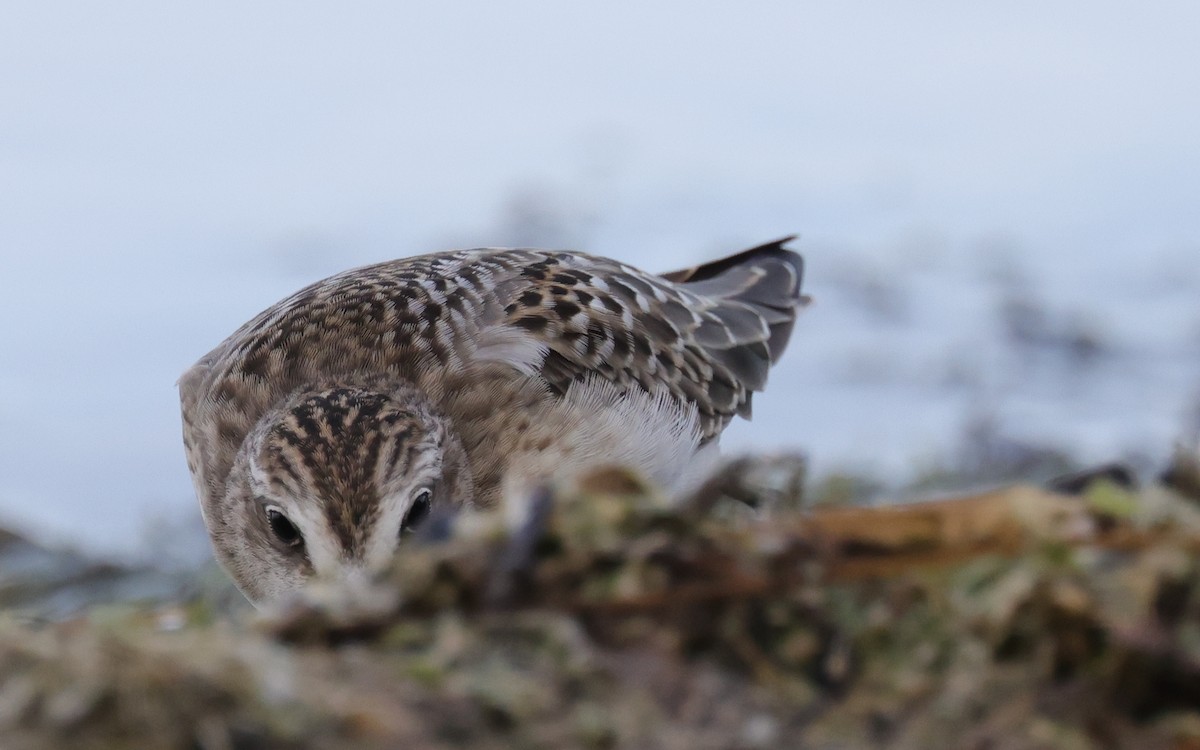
[483,237,806,440]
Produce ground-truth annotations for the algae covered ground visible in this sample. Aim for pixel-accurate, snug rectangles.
[4,454,1200,749]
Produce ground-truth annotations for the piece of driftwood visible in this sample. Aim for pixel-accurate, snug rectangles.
[4,469,1200,749]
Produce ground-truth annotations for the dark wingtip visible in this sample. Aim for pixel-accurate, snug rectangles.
[660,235,801,285]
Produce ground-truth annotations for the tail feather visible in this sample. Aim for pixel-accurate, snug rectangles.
[766,318,796,362]
[661,237,806,392]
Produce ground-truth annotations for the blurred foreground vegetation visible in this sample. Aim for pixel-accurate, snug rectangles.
[4,449,1200,749]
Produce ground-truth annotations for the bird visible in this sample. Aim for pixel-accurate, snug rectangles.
[180,237,807,604]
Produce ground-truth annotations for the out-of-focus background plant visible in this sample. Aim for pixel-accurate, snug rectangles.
[1,2,1198,573]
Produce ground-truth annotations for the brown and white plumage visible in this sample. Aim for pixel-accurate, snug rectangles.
[181,237,806,603]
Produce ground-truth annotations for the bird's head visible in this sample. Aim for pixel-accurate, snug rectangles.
[214,384,472,605]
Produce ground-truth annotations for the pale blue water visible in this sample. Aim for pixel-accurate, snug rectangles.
[2,2,1198,556]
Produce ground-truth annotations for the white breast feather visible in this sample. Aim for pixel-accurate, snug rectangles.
[557,376,702,487]
[504,375,709,517]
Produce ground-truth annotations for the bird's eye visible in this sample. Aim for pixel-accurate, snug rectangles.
[266,507,303,548]
[401,489,432,536]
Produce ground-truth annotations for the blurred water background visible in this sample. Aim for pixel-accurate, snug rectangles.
[2,2,1199,563]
